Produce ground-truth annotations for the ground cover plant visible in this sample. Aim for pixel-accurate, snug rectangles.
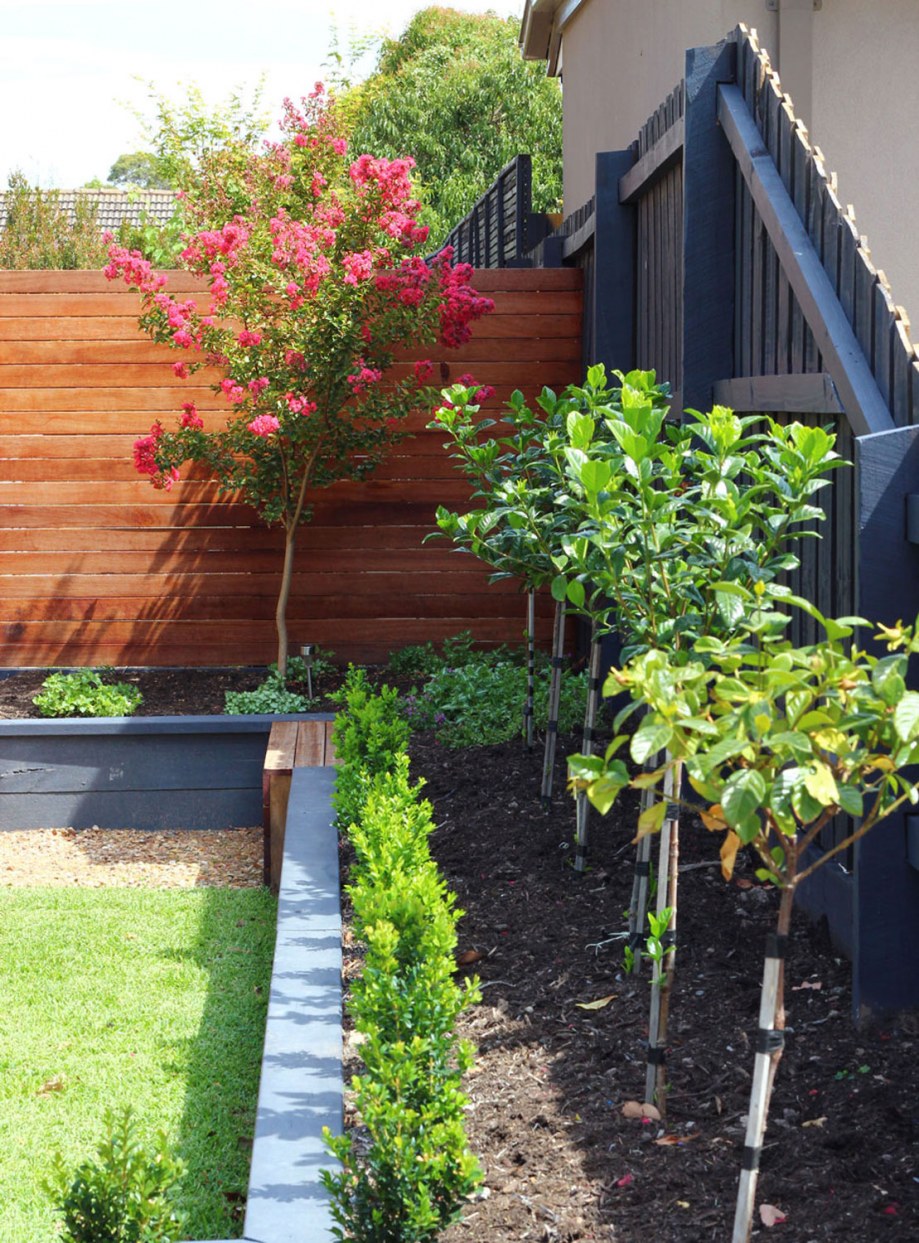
[0,887,275,1242]
[32,669,143,718]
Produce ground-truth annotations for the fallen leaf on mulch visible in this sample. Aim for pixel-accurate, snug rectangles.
[615,1173,634,1188]
[759,1203,787,1226]
[802,1116,827,1128]
[622,1101,661,1120]
[457,949,485,966]
[576,993,617,1010]
[793,980,823,991]
[654,1133,701,1147]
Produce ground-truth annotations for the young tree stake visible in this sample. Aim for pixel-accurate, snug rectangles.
[541,599,566,808]
[574,627,602,871]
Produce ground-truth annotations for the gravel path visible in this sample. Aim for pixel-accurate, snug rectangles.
[0,827,264,888]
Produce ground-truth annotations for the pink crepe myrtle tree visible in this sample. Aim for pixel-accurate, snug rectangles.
[105,86,493,675]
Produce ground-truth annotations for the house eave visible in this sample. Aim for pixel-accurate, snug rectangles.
[520,0,587,75]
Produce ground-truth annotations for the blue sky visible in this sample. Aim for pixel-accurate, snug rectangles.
[0,0,521,188]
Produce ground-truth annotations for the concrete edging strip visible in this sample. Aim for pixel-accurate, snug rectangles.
[243,764,341,1243]
[184,764,342,1243]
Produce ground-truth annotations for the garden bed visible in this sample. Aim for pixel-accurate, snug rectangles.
[3,666,919,1239]
[402,733,919,1242]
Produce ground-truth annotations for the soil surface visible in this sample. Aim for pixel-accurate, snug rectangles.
[3,667,919,1239]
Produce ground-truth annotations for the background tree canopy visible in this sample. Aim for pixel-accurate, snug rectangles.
[340,7,562,247]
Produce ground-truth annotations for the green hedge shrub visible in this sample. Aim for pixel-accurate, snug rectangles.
[323,697,480,1241]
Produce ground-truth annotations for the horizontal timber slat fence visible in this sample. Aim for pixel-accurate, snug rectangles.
[0,267,582,667]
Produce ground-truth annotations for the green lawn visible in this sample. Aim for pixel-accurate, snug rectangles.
[0,886,277,1242]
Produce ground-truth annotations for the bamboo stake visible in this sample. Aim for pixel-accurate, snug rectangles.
[524,589,536,751]
[627,813,653,975]
[732,887,793,1243]
[540,599,566,807]
[644,759,682,1112]
[574,627,602,872]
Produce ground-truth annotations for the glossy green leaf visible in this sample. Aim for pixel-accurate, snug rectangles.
[894,692,919,743]
[721,768,767,830]
[631,717,673,765]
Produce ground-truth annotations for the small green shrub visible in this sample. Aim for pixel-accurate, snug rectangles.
[224,670,317,715]
[331,667,411,830]
[274,647,337,686]
[387,631,512,678]
[323,753,481,1242]
[44,1107,184,1243]
[386,641,440,678]
[33,670,143,718]
[403,660,587,747]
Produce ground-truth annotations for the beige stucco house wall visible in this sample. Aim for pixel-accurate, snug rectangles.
[521,0,919,325]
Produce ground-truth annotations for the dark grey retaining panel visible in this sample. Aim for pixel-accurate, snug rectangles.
[184,764,342,1243]
[0,714,335,830]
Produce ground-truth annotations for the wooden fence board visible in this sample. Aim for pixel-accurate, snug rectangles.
[0,270,582,666]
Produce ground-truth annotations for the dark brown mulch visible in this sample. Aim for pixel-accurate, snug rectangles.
[3,666,919,1239]
[405,733,919,1243]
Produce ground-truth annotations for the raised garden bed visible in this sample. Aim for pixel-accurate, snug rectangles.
[0,713,333,832]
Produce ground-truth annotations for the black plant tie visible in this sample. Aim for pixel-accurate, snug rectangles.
[756,1028,785,1056]
[741,1144,761,1172]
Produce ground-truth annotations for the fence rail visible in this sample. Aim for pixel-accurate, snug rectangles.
[438,155,557,267]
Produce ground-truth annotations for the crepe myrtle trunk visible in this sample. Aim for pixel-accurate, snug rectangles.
[275,454,316,680]
[275,523,297,680]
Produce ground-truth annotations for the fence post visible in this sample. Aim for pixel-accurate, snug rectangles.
[593,150,635,374]
[852,425,919,1015]
[681,38,737,413]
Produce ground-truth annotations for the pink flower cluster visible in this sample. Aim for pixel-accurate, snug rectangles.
[437,259,495,348]
[375,255,431,308]
[237,329,262,347]
[182,218,250,270]
[349,154,415,208]
[378,210,428,248]
[220,378,247,405]
[270,211,333,297]
[457,373,495,404]
[133,422,180,490]
[180,402,203,429]
[347,360,383,395]
[248,414,281,438]
[285,393,317,415]
[342,249,374,285]
[103,244,168,295]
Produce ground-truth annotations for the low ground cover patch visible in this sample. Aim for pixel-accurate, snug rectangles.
[0,886,276,1241]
